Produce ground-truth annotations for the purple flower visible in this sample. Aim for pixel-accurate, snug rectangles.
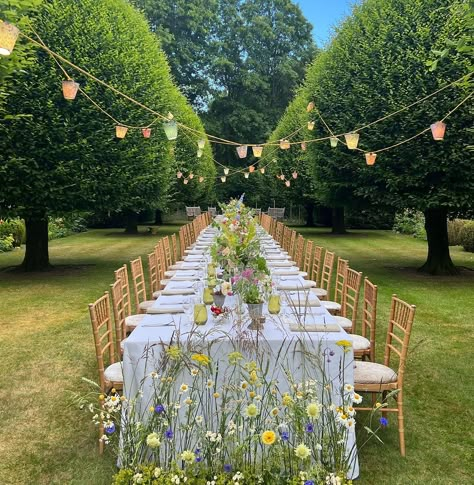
[195,456,202,463]
[104,423,115,434]
[379,417,388,427]
[224,464,232,473]
[305,423,314,433]
[165,428,173,439]
[304,481,315,485]
[195,448,201,454]
[329,350,335,356]
[280,431,289,441]
[154,404,165,414]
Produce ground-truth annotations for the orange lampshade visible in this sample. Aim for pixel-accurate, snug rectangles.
[280,139,290,150]
[365,152,377,166]
[279,174,285,180]
[344,132,360,149]
[306,101,315,112]
[0,21,19,56]
[183,178,189,185]
[237,145,248,158]
[249,165,255,173]
[177,171,183,178]
[116,125,128,139]
[430,121,446,141]
[142,128,152,138]
[244,172,250,179]
[301,142,307,151]
[252,145,263,157]
[189,173,194,179]
[221,176,226,183]
[62,80,80,100]
[330,136,339,148]
[292,171,298,179]
[307,121,315,131]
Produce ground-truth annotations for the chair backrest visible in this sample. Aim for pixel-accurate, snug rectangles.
[268,207,285,220]
[162,236,173,270]
[193,207,202,217]
[253,208,262,216]
[186,222,194,246]
[275,222,283,244]
[179,226,187,256]
[88,292,116,392]
[311,246,324,286]
[154,242,165,281]
[114,264,132,316]
[147,252,159,294]
[334,257,349,304]
[384,295,416,387]
[208,207,217,217]
[185,206,194,217]
[110,280,127,352]
[303,240,313,274]
[361,278,378,362]
[288,230,297,258]
[130,257,148,310]
[341,268,363,332]
[171,233,178,263]
[320,250,335,291]
[294,235,305,268]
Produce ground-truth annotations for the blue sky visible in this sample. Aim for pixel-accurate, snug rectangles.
[295,0,356,46]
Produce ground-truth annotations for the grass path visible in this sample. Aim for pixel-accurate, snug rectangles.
[0,226,473,484]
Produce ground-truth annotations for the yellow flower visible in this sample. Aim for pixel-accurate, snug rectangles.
[249,391,256,399]
[167,377,173,383]
[245,403,259,418]
[228,351,243,365]
[261,430,276,445]
[336,340,352,353]
[185,398,193,405]
[213,392,220,398]
[375,402,382,409]
[191,353,211,366]
[99,394,105,401]
[271,407,279,417]
[249,370,258,384]
[166,345,182,359]
[207,379,214,389]
[294,443,311,460]
[306,402,321,419]
[180,450,195,464]
[191,368,199,376]
[240,381,248,390]
[146,432,161,449]
[282,394,293,406]
[245,361,257,372]
[180,384,189,393]
[111,388,116,394]
[149,406,154,412]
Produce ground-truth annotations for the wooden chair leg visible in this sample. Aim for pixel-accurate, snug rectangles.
[397,391,406,457]
[382,390,388,419]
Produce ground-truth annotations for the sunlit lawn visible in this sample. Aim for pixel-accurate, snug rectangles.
[0,226,473,484]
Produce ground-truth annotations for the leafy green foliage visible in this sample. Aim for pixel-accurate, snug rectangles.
[459,220,474,251]
[0,217,25,246]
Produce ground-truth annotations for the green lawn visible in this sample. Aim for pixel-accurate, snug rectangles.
[0,227,473,484]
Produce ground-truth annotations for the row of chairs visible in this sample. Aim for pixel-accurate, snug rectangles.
[260,213,416,456]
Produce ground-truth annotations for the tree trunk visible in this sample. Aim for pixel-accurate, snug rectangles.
[419,207,458,275]
[124,211,139,234]
[154,209,163,225]
[20,214,51,271]
[304,201,315,227]
[332,207,346,234]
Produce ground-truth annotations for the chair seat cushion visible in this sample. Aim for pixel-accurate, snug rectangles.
[164,271,176,278]
[125,314,145,329]
[139,300,155,312]
[311,288,327,298]
[104,362,123,383]
[299,271,308,278]
[120,337,128,351]
[351,334,370,351]
[160,279,171,287]
[169,263,183,270]
[354,361,397,385]
[152,291,161,299]
[321,300,341,311]
[333,316,352,330]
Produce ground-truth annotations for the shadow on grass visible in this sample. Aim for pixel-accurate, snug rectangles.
[297,229,390,239]
[382,264,474,281]
[0,264,96,277]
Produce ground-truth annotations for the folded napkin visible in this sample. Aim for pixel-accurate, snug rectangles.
[185,249,205,255]
[168,281,194,289]
[181,263,201,269]
[289,323,341,333]
[268,261,294,268]
[278,280,314,291]
[161,288,195,296]
[184,255,204,262]
[266,254,288,261]
[140,314,175,327]
[272,269,300,276]
[157,295,185,305]
[286,292,321,307]
[147,305,184,314]
[172,274,200,281]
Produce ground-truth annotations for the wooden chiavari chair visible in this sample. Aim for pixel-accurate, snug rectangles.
[302,240,313,277]
[114,265,145,330]
[147,252,161,299]
[275,222,283,245]
[162,236,173,270]
[294,235,305,269]
[321,257,349,314]
[332,268,362,332]
[130,257,155,313]
[110,280,129,353]
[171,233,178,264]
[354,295,416,457]
[311,249,333,300]
[288,230,297,259]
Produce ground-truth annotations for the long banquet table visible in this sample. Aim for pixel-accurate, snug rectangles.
[122,224,359,478]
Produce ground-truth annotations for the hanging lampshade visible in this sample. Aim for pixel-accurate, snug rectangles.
[116,125,128,139]
[189,172,194,180]
[365,152,377,166]
[249,165,255,173]
[280,139,290,150]
[344,132,360,150]
[280,174,285,180]
[306,101,315,112]
[285,180,291,187]
[221,176,226,183]
[199,176,204,183]
[0,21,20,56]
[252,145,263,157]
[224,167,230,175]
[260,167,265,174]
[430,121,446,140]
[183,178,189,185]
[301,142,307,151]
[244,172,250,179]
[330,136,339,148]
[292,171,298,179]
[142,128,152,138]
[163,120,178,140]
[62,80,80,100]
[307,121,315,131]
[198,138,206,149]
[236,145,248,158]
[177,171,183,178]
[197,149,203,158]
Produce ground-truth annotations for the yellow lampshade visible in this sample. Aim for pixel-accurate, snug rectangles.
[183,178,189,185]
[307,121,315,131]
[365,152,377,166]
[306,101,315,112]
[221,176,226,183]
[292,171,298,179]
[330,136,339,148]
[177,171,183,178]
[285,180,291,187]
[252,145,263,157]
[260,167,265,174]
[62,80,80,100]
[280,139,290,150]
[116,125,128,139]
[244,172,250,179]
[249,165,255,173]
[198,138,206,149]
[237,145,248,158]
[142,128,151,138]
[199,176,204,183]
[430,121,446,141]
[197,148,203,158]
[189,173,194,179]
[301,142,307,151]
[163,120,178,140]
[0,21,19,56]
[344,132,360,150]
[224,167,229,175]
